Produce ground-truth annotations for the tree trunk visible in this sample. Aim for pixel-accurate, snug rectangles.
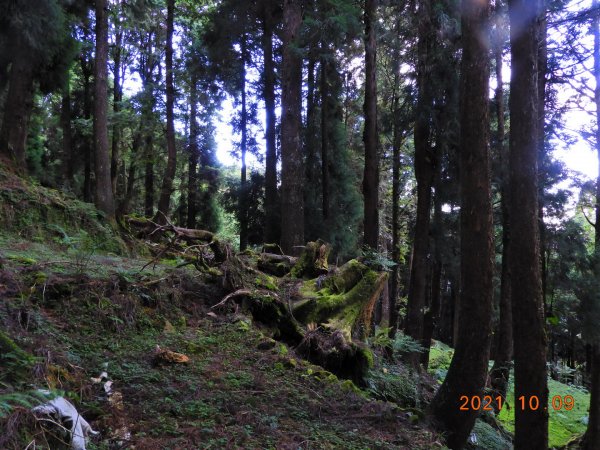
[80,50,93,203]
[119,126,141,216]
[155,0,177,224]
[321,52,330,221]
[61,84,74,185]
[0,37,34,172]
[404,0,434,366]
[421,179,442,369]
[430,2,493,448]
[240,35,249,251]
[93,0,116,218]
[362,0,379,249]
[111,13,123,197]
[538,0,548,312]
[583,1,600,447]
[508,0,549,447]
[280,0,304,255]
[187,70,199,229]
[389,63,402,338]
[263,5,278,244]
[490,15,513,412]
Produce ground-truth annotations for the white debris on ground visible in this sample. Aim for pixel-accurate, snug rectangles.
[90,367,131,444]
[31,391,98,450]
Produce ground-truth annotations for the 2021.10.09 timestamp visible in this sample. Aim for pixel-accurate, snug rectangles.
[459,395,575,411]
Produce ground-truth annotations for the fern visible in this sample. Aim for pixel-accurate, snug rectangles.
[0,390,55,418]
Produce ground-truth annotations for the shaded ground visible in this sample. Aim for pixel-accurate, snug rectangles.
[0,238,443,449]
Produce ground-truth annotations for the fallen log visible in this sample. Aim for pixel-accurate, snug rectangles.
[257,253,297,276]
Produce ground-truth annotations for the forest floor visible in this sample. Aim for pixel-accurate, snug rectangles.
[0,233,444,449]
[0,168,585,449]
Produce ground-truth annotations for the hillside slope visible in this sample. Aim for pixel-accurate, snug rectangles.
[0,176,444,449]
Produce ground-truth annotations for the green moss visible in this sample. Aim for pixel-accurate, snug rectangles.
[293,270,381,337]
[7,255,37,265]
[255,274,278,291]
[0,166,127,255]
[496,372,589,447]
[465,419,512,450]
[290,240,331,278]
[323,259,368,294]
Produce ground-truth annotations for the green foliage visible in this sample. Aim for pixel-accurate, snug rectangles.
[393,333,425,355]
[465,419,512,450]
[0,390,57,419]
[366,365,421,408]
[360,247,398,272]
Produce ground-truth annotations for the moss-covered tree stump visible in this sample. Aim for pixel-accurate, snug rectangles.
[293,259,388,340]
[290,240,331,278]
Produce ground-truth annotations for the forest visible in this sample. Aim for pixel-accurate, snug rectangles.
[1,0,600,449]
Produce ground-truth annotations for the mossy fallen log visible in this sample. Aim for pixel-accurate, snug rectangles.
[125,215,227,262]
[257,253,297,276]
[213,252,386,384]
[293,259,388,340]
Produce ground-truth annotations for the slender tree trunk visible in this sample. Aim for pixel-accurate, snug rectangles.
[280,0,304,255]
[305,47,318,238]
[155,0,177,224]
[421,175,442,369]
[144,134,154,217]
[490,16,513,412]
[538,0,548,311]
[111,15,123,197]
[187,70,199,229]
[82,57,93,203]
[362,0,379,249]
[508,0,549,447]
[583,1,600,447]
[404,0,434,366]
[263,5,278,244]
[240,35,249,251]
[61,84,74,185]
[430,2,493,448]
[94,0,116,218]
[321,53,330,221]
[0,37,34,172]
[119,126,141,216]
[389,66,402,338]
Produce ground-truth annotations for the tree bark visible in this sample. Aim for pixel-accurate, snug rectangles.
[362,0,379,249]
[94,0,116,218]
[61,84,74,185]
[404,0,434,366]
[430,1,493,448]
[389,60,402,338]
[262,4,279,244]
[321,52,330,221]
[508,0,549,447]
[0,37,34,172]
[280,0,304,255]
[421,175,442,369]
[490,14,513,412]
[240,35,249,251]
[187,69,199,229]
[155,0,177,224]
[111,9,123,198]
